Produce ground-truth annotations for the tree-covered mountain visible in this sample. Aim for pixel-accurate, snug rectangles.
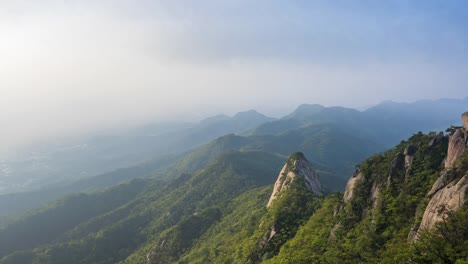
[264,119,468,263]
[1,113,466,263]
[2,98,465,197]
[0,118,380,227]
[0,110,274,195]
[0,151,285,263]
[0,153,179,228]
[2,99,465,230]
[253,97,468,148]
[0,110,274,226]
[154,122,381,190]
[2,118,467,264]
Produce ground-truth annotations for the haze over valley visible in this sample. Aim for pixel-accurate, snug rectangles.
[0,1,467,263]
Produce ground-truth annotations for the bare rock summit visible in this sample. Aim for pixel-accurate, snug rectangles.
[267,152,322,208]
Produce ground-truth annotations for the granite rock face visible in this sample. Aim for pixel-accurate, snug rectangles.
[417,175,467,236]
[463,112,468,146]
[267,152,321,208]
[414,114,468,239]
[343,172,364,203]
[404,145,417,180]
[462,112,468,131]
[444,128,465,169]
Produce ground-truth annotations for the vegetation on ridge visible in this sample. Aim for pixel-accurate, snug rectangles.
[0,128,466,264]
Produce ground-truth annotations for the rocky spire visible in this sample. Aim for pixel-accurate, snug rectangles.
[343,171,364,203]
[444,128,466,169]
[267,152,321,208]
[462,112,468,146]
[413,112,468,240]
[462,112,468,131]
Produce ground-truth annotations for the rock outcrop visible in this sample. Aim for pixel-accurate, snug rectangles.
[343,172,364,203]
[415,114,468,239]
[444,128,465,168]
[404,145,417,180]
[463,112,468,145]
[267,152,321,208]
[417,175,467,235]
[428,133,443,147]
[427,170,450,197]
[370,182,380,210]
[462,112,468,131]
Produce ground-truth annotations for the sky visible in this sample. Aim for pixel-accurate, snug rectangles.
[1,0,468,150]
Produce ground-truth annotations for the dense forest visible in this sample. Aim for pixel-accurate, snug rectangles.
[1,126,467,263]
[3,1,468,262]
[0,109,467,264]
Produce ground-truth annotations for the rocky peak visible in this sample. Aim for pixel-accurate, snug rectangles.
[267,152,321,208]
[462,112,468,131]
[343,171,364,203]
[444,127,465,169]
[413,112,468,240]
[463,112,468,146]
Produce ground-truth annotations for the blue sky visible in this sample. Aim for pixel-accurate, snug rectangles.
[0,0,467,148]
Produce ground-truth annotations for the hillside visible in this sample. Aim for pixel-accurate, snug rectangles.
[0,113,467,263]
[2,98,464,224]
[155,122,381,191]
[0,110,274,195]
[265,120,468,263]
[179,114,468,263]
[0,111,273,226]
[0,119,380,227]
[0,151,285,263]
[252,97,468,148]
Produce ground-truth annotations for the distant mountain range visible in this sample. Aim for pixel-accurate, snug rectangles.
[0,110,274,195]
[0,97,466,228]
[253,97,468,147]
[0,115,466,263]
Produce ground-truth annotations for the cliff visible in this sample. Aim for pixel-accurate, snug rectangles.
[270,114,466,263]
[415,116,468,237]
[267,152,322,208]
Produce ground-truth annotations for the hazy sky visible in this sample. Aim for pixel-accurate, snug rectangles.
[1,0,468,149]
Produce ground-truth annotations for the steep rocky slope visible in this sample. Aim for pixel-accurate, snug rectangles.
[6,99,462,228]
[415,112,468,237]
[268,113,467,263]
[267,152,321,207]
[1,113,467,264]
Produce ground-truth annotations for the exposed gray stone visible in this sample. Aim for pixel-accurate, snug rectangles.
[343,172,364,203]
[404,145,417,156]
[267,153,321,208]
[405,155,414,180]
[427,171,449,197]
[462,112,468,130]
[370,182,380,210]
[416,175,467,238]
[444,128,465,169]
